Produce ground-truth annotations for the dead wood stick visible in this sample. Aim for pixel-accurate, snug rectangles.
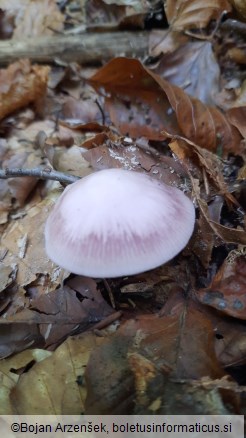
[221,19,246,36]
[0,167,79,184]
[0,32,149,65]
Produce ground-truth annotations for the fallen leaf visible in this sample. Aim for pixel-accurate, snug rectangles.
[0,60,49,121]
[149,30,188,56]
[227,106,246,138]
[10,333,105,414]
[85,0,147,29]
[3,147,44,206]
[153,41,220,106]
[165,0,231,30]
[0,349,51,414]
[1,0,64,38]
[52,145,93,178]
[89,57,241,154]
[61,97,105,125]
[1,192,67,289]
[196,248,246,319]
[0,322,43,360]
[85,308,225,413]
[169,138,229,194]
[0,264,15,293]
[4,277,113,348]
[229,0,246,20]
[83,140,184,187]
[192,213,215,268]
[214,318,246,368]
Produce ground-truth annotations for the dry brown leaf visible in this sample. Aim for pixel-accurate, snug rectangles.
[196,248,246,319]
[192,213,215,268]
[0,60,49,121]
[83,140,184,187]
[61,97,105,125]
[2,276,113,348]
[190,173,246,245]
[89,57,241,154]
[231,80,246,107]
[0,265,15,293]
[169,139,229,195]
[1,0,64,37]
[214,318,246,368]
[85,308,225,413]
[153,41,220,106]
[85,0,147,29]
[165,0,231,30]
[1,191,66,289]
[89,58,181,141]
[10,333,105,414]
[51,145,93,178]
[149,30,188,56]
[229,0,246,20]
[129,350,236,415]
[0,122,54,223]
[227,47,246,65]
[3,148,43,207]
[0,349,51,414]
[167,139,246,246]
[237,164,246,180]
[0,323,43,360]
[227,106,246,138]
[82,132,113,149]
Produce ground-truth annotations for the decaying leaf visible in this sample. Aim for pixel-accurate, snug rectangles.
[2,276,113,349]
[227,106,246,138]
[85,0,148,29]
[1,0,64,37]
[165,0,231,30]
[85,307,225,413]
[229,0,246,20]
[83,140,184,187]
[49,145,93,178]
[149,30,189,56]
[196,248,246,319]
[214,317,246,368]
[89,57,241,154]
[0,349,51,414]
[168,137,246,248]
[0,60,49,121]
[0,323,43,360]
[153,41,220,106]
[61,97,105,126]
[1,193,66,289]
[10,333,105,414]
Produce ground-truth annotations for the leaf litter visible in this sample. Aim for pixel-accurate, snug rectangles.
[0,0,245,416]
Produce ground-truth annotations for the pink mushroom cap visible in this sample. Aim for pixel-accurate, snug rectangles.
[45,168,195,278]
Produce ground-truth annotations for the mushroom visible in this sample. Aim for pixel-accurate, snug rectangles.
[45,168,195,278]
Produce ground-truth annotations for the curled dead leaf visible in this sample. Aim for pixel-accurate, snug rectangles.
[196,248,246,319]
[89,57,241,154]
[165,0,231,30]
[0,60,49,121]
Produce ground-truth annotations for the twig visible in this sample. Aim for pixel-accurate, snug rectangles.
[221,19,246,36]
[103,278,116,309]
[95,99,106,125]
[0,167,80,185]
[0,32,148,65]
[91,311,122,331]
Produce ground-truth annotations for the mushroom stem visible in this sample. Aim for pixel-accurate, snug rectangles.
[0,167,79,185]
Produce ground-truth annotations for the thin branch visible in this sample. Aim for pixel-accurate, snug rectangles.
[221,19,246,36]
[0,167,80,185]
[0,32,148,65]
